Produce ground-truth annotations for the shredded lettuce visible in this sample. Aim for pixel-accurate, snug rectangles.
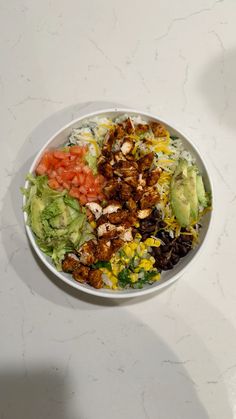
[22,175,95,270]
[85,152,97,175]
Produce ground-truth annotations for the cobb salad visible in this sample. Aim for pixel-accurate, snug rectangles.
[22,114,211,290]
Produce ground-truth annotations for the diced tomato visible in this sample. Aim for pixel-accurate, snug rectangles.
[79,185,87,194]
[77,173,85,184]
[69,187,81,199]
[48,179,60,189]
[70,145,83,155]
[61,171,76,181]
[83,166,92,175]
[79,194,87,204]
[36,146,104,204]
[71,176,79,186]
[36,163,48,175]
[54,150,68,159]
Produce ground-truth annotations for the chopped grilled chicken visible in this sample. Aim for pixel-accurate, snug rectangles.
[135,123,150,134]
[96,214,109,227]
[137,208,152,219]
[123,117,135,134]
[86,202,103,220]
[140,187,159,209]
[77,240,97,265]
[126,197,137,211]
[113,151,127,162]
[62,254,80,273]
[137,152,154,172]
[97,156,113,178]
[96,239,114,261]
[88,269,103,289]
[103,201,121,214]
[102,131,115,156]
[119,182,133,201]
[111,237,124,253]
[124,175,139,188]
[86,207,95,222]
[114,160,138,178]
[138,173,146,188]
[107,209,129,224]
[121,138,134,155]
[114,124,125,139]
[97,222,118,239]
[150,122,167,137]
[72,264,90,283]
[146,168,162,186]
[118,227,133,242]
[103,179,121,199]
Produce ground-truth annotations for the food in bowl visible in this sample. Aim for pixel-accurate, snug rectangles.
[22,113,211,291]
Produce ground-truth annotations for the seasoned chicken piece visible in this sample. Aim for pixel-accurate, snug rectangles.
[124,175,138,188]
[121,138,134,155]
[135,123,150,134]
[97,156,113,179]
[137,173,146,188]
[114,160,138,178]
[103,201,121,215]
[77,240,97,265]
[86,207,95,223]
[96,239,114,261]
[113,151,127,162]
[137,152,154,172]
[114,124,125,139]
[103,179,121,199]
[97,222,118,239]
[150,122,167,137]
[62,254,80,273]
[126,197,137,212]
[119,182,133,201]
[137,208,152,219]
[72,264,90,283]
[140,187,159,209]
[118,227,133,242]
[123,117,135,134]
[111,237,124,253]
[86,202,103,220]
[88,269,103,289]
[107,209,129,224]
[146,168,162,186]
[102,130,115,156]
[96,214,109,227]
[123,213,138,228]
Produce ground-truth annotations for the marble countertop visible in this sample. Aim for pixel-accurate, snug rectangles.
[1,1,236,418]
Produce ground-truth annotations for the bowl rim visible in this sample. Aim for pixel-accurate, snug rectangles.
[23,107,214,299]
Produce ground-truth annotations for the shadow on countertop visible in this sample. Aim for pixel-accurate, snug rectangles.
[0,326,213,419]
[198,46,236,130]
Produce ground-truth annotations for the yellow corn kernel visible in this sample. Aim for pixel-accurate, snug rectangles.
[138,259,154,271]
[144,238,161,247]
[90,221,97,229]
[130,273,138,283]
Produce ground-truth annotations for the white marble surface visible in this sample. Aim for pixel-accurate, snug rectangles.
[1,0,236,417]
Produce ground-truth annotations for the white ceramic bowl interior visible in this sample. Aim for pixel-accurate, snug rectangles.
[23,109,213,299]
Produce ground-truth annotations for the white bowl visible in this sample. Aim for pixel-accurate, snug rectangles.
[23,109,213,299]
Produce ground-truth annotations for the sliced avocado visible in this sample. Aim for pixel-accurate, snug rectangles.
[170,159,190,227]
[185,167,198,222]
[171,180,191,227]
[30,196,45,239]
[49,200,70,229]
[196,175,208,207]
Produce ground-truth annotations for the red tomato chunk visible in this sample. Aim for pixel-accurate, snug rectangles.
[35,146,105,204]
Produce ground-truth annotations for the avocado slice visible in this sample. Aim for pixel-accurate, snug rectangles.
[185,166,198,222]
[30,196,45,239]
[196,175,208,207]
[48,198,70,229]
[171,181,191,227]
[170,159,200,227]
